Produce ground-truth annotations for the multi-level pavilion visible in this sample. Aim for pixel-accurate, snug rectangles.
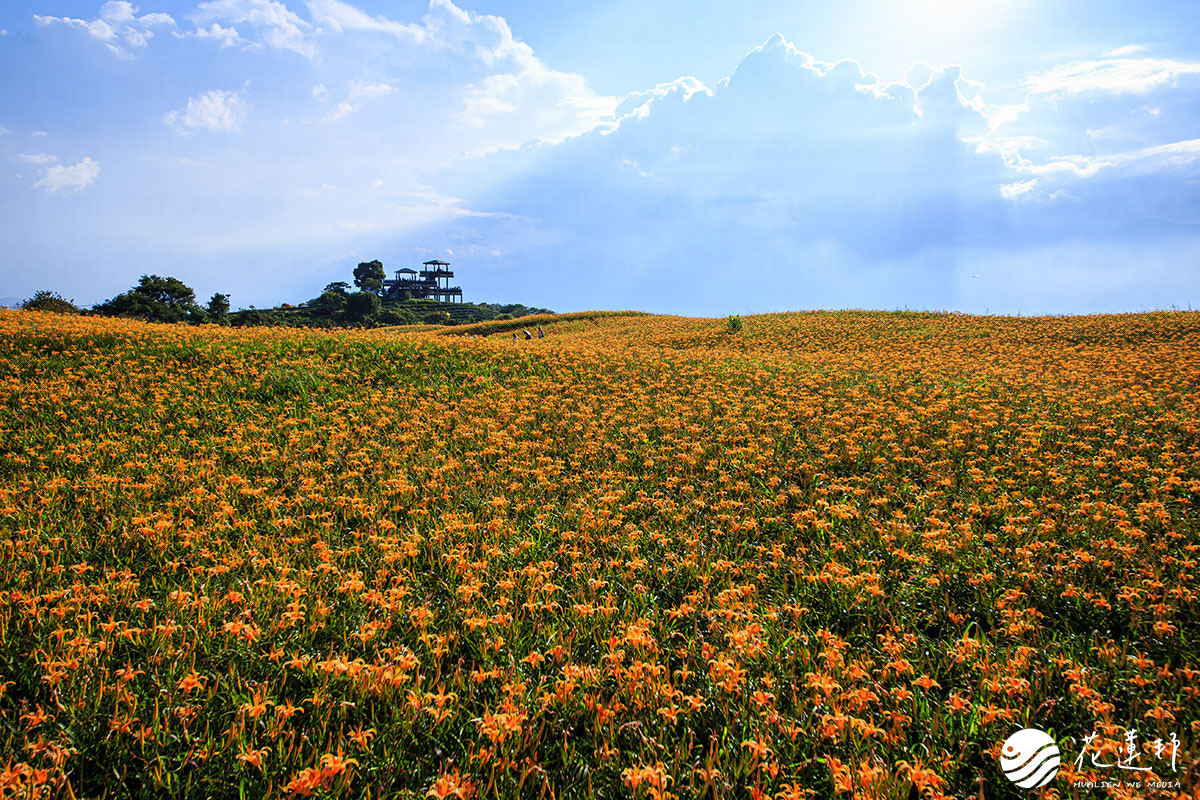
[382,260,463,302]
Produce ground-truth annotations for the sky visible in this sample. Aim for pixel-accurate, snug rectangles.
[1,0,1198,315]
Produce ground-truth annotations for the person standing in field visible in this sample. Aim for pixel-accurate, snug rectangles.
[537,326,544,339]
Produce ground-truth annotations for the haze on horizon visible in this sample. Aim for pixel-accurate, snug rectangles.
[1,0,1198,316]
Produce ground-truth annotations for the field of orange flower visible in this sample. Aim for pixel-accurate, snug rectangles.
[1,308,1198,799]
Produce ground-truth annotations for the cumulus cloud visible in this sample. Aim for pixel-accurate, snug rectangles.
[163,89,249,132]
[34,157,100,193]
[308,0,621,148]
[905,62,933,90]
[977,47,1200,188]
[33,1,174,56]
[190,22,249,48]
[192,0,617,148]
[37,0,316,55]
[615,77,711,121]
[36,0,618,152]
[193,0,314,58]
[407,36,1005,293]
[385,33,1200,314]
[414,0,621,149]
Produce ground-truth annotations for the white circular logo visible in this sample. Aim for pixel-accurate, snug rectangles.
[1000,728,1061,790]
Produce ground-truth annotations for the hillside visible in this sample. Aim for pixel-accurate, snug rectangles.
[0,309,1198,798]
[261,298,555,328]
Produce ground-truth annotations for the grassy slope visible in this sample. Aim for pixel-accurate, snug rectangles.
[433,310,647,337]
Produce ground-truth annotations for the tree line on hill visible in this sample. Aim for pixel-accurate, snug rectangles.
[16,261,551,327]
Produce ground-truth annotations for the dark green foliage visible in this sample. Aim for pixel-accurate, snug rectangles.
[422,310,452,326]
[353,260,386,295]
[479,302,554,318]
[310,291,347,316]
[230,308,279,327]
[21,290,81,315]
[345,291,381,320]
[726,314,743,333]
[323,281,351,295]
[93,275,205,323]
[378,308,418,326]
[207,293,231,323]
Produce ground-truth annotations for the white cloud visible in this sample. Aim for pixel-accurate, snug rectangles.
[304,0,620,150]
[1103,44,1147,57]
[349,79,394,101]
[1025,56,1200,95]
[455,43,619,147]
[0,124,10,135]
[164,89,249,132]
[616,76,711,121]
[322,79,395,121]
[305,0,426,42]
[401,34,1008,285]
[1025,137,1200,177]
[34,157,100,193]
[967,45,1200,187]
[18,153,58,164]
[368,29,1200,316]
[34,0,618,154]
[1000,179,1037,198]
[905,62,933,90]
[33,1,175,56]
[194,0,314,58]
[190,22,249,48]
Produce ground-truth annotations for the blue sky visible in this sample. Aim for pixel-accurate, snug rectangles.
[1,0,1198,314]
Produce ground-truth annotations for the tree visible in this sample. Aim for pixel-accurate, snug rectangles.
[324,281,351,295]
[230,308,278,327]
[93,275,204,323]
[133,275,196,306]
[207,293,230,322]
[310,291,346,315]
[353,261,385,295]
[345,291,381,320]
[378,308,418,326]
[21,291,80,314]
[422,310,451,325]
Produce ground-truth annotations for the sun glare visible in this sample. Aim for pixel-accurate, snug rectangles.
[862,0,1023,76]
